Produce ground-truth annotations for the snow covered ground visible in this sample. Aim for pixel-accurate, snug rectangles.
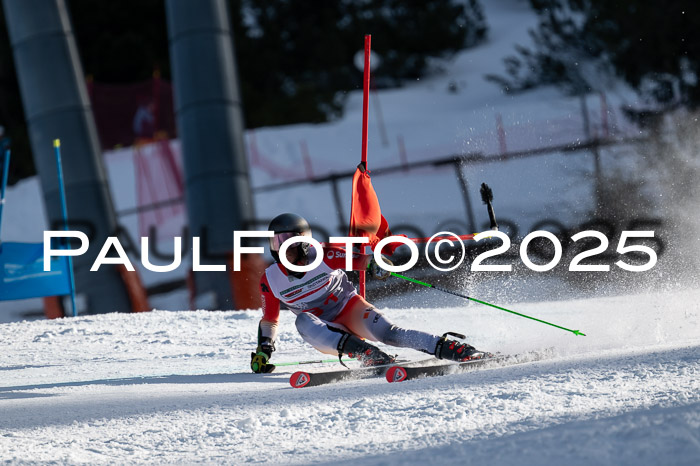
[2,1,699,463]
[1,288,699,464]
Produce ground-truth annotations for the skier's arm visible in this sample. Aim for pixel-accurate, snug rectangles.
[322,245,372,271]
[251,274,280,373]
[323,245,393,280]
[259,274,280,341]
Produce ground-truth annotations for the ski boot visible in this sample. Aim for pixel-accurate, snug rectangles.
[338,333,395,367]
[434,332,487,362]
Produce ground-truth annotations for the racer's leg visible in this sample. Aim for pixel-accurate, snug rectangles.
[295,311,393,364]
[294,312,349,355]
[333,295,441,354]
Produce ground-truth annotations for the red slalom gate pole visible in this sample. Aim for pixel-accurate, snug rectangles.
[359,34,371,298]
[361,34,371,166]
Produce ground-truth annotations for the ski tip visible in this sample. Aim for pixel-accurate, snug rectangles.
[385,366,408,383]
[290,371,311,388]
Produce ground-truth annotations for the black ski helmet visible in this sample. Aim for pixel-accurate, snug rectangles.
[268,213,312,263]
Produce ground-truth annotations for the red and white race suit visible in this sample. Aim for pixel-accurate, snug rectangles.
[258,245,440,356]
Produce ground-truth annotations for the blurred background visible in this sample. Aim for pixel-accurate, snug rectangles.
[1,0,699,321]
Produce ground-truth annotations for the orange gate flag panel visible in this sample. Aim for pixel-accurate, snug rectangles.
[348,163,404,256]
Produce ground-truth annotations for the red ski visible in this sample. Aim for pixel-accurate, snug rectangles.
[290,357,434,388]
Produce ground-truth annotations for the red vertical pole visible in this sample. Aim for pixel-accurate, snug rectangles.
[359,34,371,298]
[361,35,371,166]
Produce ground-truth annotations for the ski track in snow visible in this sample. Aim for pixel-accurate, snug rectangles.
[1,290,700,464]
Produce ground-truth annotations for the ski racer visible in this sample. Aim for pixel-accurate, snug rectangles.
[250,213,486,373]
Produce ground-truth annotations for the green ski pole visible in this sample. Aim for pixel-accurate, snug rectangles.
[391,272,585,336]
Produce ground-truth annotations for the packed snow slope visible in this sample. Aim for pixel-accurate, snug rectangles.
[1,288,699,465]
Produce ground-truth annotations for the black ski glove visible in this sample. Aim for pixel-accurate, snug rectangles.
[251,338,275,373]
[368,256,393,280]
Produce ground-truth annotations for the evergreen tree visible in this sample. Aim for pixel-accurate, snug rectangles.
[488,0,700,112]
[231,0,488,127]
